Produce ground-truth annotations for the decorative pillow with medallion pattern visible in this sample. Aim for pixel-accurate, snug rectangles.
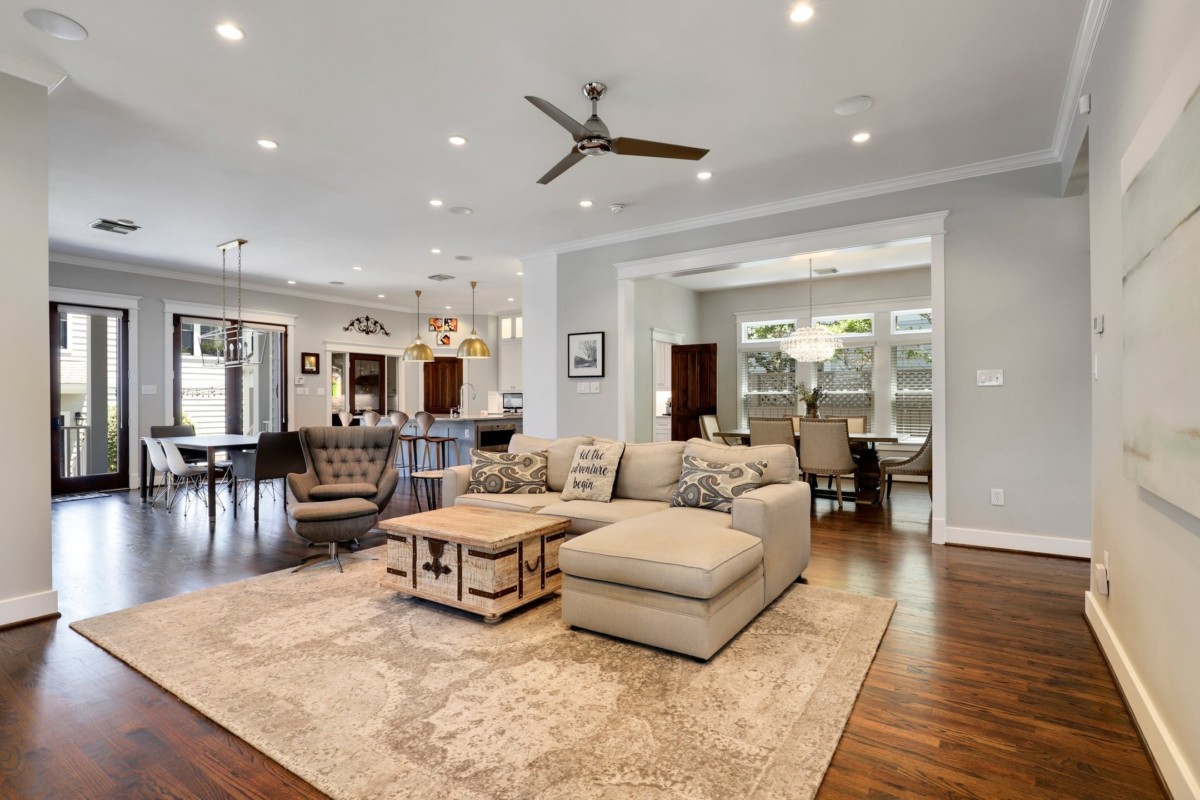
[670,454,767,513]
[466,449,547,494]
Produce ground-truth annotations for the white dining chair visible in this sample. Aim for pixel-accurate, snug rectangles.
[161,440,222,515]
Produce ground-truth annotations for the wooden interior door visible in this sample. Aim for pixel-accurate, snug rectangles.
[349,353,386,414]
[670,343,717,441]
[423,356,463,414]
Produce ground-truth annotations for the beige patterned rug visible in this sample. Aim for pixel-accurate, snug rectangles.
[71,551,895,800]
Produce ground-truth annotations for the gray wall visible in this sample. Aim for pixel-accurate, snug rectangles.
[48,261,501,436]
[696,266,931,431]
[551,163,1091,543]
[632,279,700,442]
[1084,2,1200,785]
[0,73,54,626]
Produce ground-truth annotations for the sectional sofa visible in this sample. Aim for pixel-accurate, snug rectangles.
[442,434,810,660]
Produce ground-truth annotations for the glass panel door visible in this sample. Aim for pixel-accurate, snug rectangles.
[50,303,128,494]
[350,354,385,414]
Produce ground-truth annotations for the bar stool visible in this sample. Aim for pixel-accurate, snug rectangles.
[392,412,419,473]
[414,411,459,470]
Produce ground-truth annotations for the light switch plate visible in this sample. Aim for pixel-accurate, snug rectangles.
[1093,314,1105,334]
[590,381,600,394]
[140,384,156,395]
[576,382,589,394]
[977,369,1004,387]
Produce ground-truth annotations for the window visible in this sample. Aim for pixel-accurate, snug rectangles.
[892,308,933,334]
[814,313,873,336]
[739,350,796,425]
[59,314,69,350]
[740,320,795,344]
[816,345,875,428]
[181,324,195,356]
[198,324,223,356]
[891,343,932,437]
[500,314,523,340]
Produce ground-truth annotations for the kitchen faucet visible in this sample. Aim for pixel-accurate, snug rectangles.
[459,382,476,415]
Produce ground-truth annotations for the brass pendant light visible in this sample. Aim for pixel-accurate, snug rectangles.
[456,280,491,359]
[403,290,434,362]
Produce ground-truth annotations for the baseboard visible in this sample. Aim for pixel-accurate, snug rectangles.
[1086,592,1199,800]
[945,525,1090,558]
[0,588,60,628]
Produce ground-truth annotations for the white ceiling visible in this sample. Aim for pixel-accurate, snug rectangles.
[0,0,1087,314]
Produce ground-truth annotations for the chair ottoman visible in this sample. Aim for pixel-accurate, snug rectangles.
[559,513,767,660]
[287,497,379,572]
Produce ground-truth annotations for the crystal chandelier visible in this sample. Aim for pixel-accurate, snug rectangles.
[200,238,264,368]
[780,258,842,363]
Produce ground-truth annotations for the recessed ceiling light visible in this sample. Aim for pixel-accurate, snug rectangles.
[852,132,871,144]
[448,135,467,146]
[256,138,278,150]
[697,171,712,180]
[352,265,363,271]
[24,9,88,40]
[287,280,296,285]
[789,3,815,23]
[215,22,244,41]
[444,305,452,310]
[516,271,523,276]
[579,200,593,208]
[834,95,874,116]
[378,294,386,298]
[507,297,515,302]
[429,199,444,207]
[431,248,441,254]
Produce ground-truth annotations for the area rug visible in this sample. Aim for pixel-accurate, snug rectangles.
[71,552,895,800]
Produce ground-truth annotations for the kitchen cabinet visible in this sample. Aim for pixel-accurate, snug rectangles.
[499,337,522,391]
[653,416,671,442]
[653,340,673,390]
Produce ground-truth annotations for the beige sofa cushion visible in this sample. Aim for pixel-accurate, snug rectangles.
[508,434,593,492]
[560,510,760,600]
[614,441,686,502]
[538,497,668,534]
[456,491,563,513]
[683,438,798,484]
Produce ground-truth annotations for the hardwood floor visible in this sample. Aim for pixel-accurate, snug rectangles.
[0,482,1164,799]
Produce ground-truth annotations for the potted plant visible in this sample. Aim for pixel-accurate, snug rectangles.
[796,381,824,418]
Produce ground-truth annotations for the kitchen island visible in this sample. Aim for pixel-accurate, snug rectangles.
[401,414,523,466]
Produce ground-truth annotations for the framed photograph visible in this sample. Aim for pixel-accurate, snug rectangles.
[567,331,605,378]
[300,352,320,374]
[438,333,452,346]
[428,317,443,332]
[443,317,458,333]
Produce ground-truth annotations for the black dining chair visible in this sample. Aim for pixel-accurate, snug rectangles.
[230,431,307,525]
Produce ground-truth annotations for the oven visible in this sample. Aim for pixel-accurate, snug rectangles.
[475,421,518,452]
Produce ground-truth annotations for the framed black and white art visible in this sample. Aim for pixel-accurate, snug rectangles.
[567,331,605,378]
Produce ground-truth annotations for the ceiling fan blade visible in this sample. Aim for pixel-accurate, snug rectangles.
[525,96,591,141]
[536,151,586,185]
[609,137,709,160]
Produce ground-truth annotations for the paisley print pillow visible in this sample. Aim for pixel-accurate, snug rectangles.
[670,454,767,513]
[466,450,548,494]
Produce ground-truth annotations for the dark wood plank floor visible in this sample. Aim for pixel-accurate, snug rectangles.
[0,481,1164,799]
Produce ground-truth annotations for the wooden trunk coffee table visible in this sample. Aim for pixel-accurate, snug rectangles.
[379,506,570,622]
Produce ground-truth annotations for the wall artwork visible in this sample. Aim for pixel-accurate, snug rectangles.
[300,352,320,375]
[1120,30,1200,519]
[567,331,605,378]
[429,317,458,333]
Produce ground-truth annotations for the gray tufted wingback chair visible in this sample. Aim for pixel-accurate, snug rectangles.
[288,426,400,512]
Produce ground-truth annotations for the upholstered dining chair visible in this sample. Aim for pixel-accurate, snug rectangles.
[825,415,867,434]
[749,417,795,447]
[230,431,307,524]
[880,428,933,500]
[361,410,382,426]
[798,418,858,509]
[698,414,738,445]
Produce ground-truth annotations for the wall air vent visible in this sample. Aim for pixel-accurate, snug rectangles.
[427,274,456,281]
[89,218,140,234]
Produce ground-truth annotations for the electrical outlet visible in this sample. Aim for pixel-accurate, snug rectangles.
[977,369,1004,387]
[590,381,600,394]
[990,488,1005,506]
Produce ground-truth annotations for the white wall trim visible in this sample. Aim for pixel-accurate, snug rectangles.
[51,287,142,490]
[615,212,949,281]
[53,253,418,314]
[946,526,1090,558]
[931,232,947,545]
[1051,0,1114,159]
[322,339,408,358]
[0,589,59,628]
[1086,592,1200,800]
[162,299,297,326]
[545,156,1041,256]
[0,55,67,91]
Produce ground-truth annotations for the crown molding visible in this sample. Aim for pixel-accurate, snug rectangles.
[1050,0,1113,159]
[548,149,1057,256]
[50,252,416,314]
[0,54,68,92]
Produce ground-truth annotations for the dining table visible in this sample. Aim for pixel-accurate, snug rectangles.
[141,434,259,524]
[714,428,901,504]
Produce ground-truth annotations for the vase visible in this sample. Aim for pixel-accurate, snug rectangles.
[805,405,820,419]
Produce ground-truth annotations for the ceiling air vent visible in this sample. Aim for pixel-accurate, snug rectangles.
[89,218,140,234]
[814,267,839,276]
[427,274,456,282]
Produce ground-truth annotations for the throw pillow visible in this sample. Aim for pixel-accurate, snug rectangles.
[466,450,547,494]
[560,442,626,502]
[670,454,768,513]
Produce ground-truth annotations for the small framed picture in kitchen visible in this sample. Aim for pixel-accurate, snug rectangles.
[567,331,605,378]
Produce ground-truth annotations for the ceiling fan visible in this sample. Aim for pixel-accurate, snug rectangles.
[525,82,709,185]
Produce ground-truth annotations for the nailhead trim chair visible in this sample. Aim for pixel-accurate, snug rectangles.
[880,428,933,500]
[798,418,858,509]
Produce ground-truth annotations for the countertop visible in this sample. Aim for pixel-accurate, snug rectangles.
[432,414,522,422]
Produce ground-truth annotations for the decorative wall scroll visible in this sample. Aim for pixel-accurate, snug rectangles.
[343,315,391,337]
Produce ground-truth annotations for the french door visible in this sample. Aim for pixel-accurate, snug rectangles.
[49,302,129,494]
